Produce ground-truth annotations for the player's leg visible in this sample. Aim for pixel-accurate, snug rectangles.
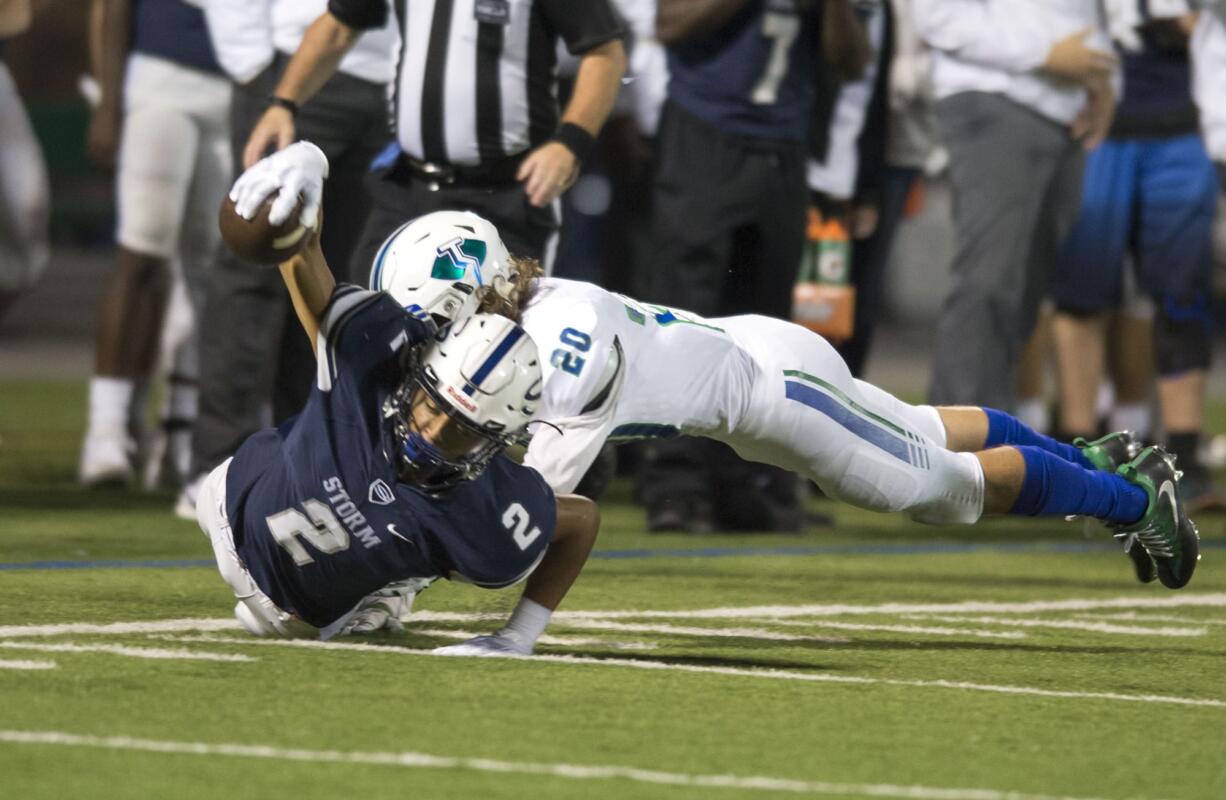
[1048,140,1133,442]
[81,95,199,485]
[195,459,319,638]
[147,96,232,490]
[1137,133,1220,508]
[0,60,49,322]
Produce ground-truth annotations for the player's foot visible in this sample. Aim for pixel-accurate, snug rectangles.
[1076,431,1153,583]
[1114,446,1200,589]
[647,496,715,534]
[340,577,436,635]
[1075,431,1140,472]
[79,432,134,487]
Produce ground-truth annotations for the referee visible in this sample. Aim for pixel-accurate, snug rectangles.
[244,0,627,270]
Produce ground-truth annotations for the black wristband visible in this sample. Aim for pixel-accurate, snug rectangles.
[268,96,300,116]
[551,122,595,164]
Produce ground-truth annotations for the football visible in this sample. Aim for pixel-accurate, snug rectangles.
[217,192,311,266]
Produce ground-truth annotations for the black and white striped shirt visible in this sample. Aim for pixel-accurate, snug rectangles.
[328,0,623,167]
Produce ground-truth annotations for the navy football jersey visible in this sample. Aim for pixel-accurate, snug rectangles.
[225,285,557,628]
[666,0,820,142]
[131,0,222,75]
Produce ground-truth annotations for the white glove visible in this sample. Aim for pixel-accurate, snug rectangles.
[433,632,533,658]
[229,141,329,229]
[339,577,435,636]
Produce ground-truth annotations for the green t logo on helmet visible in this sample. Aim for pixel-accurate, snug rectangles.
[432,237,488,284]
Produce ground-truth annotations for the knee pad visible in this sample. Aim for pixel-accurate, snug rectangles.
[1154,296,1211,375]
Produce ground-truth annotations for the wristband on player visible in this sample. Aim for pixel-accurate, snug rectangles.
[551,122,595,164]
[267,96,300,117]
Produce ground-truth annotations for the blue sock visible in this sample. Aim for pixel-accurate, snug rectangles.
[1010,446,1148,524]
[984,408,1095,470]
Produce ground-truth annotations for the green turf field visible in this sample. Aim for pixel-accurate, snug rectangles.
[3,380,1225,800]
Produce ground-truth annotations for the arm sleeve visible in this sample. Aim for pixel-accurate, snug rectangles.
[326,0,389,31]
[315,285,436,392]
[539,0,625,54]
[521,298,622,493]
[911,0,1052,74]
[203,0,274,83]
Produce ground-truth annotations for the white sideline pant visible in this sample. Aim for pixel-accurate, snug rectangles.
[716,316,985,525]
[117,53,230,261]
[0,62,49,294]
[196,459,316,638]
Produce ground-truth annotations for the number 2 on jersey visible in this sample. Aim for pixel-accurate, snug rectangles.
[502,502,542,550]
[265,501,349,566]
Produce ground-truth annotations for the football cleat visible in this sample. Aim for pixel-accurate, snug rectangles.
[1075,431,1141,473]
[1075,432,1154,583]
[433,633,532,657]
[1113,446,1201,590]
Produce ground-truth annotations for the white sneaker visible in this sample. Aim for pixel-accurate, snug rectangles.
[174,473,204,521]
[79,432,134,487]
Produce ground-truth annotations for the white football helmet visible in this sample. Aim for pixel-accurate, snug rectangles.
[369,210,513,326]
[385,313,542,491]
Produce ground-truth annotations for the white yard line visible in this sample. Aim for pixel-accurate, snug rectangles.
[901,616,1206,637]
[539,620,850,643]
[0,619,239,639]
[0,729,1127,800]
[0,659,55,670]
[1076,612,1226,627]
[525,593,1226,621]
[171,635,1226,709]
[0,641,254,663]
[754,619,1026,640]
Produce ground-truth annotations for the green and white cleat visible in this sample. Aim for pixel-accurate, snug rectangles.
[1075,431,1141,473]
[1076,432,1154,583]
[1113,446,1201,590]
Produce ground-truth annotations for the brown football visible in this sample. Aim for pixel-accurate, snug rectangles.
[218,193,310,266]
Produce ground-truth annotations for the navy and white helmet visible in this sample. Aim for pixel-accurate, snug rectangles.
[385,313,542,491]
[369,210,513,326]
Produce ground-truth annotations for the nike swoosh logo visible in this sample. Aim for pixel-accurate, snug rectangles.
[1158,480,1179,540]
[386,523,414,545]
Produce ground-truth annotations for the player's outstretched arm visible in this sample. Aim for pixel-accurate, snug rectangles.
[521,494,601,611]
[434,495,600,657]
[229,141,332,341]
[279,227,334,345]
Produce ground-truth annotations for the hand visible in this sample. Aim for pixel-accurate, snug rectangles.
[243,105,297,170]
[1070,78,1116,152]
[1043,26,1118,85]
[229,141,330,229]
[517,141,579,208]
[433,632,532,657]
[86,104,121,168]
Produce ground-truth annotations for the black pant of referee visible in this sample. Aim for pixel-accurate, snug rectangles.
[348,150,557,281]
[638,102,811,534]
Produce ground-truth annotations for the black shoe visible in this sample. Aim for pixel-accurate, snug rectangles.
[1076,432,1153,582]
[647,497,715,534]
[1114,447,1201,589]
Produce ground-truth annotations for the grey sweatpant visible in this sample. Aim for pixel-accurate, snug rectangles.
[928,92,1085,411]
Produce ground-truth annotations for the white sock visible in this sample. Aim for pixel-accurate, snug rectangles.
[497,598,553,649]
[87,376,134,439]
[1111,402,1152,440]
[1015,398,1050,435]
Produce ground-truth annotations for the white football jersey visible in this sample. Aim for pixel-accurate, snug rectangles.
[522,278,754,493]
[521,278,982,526]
